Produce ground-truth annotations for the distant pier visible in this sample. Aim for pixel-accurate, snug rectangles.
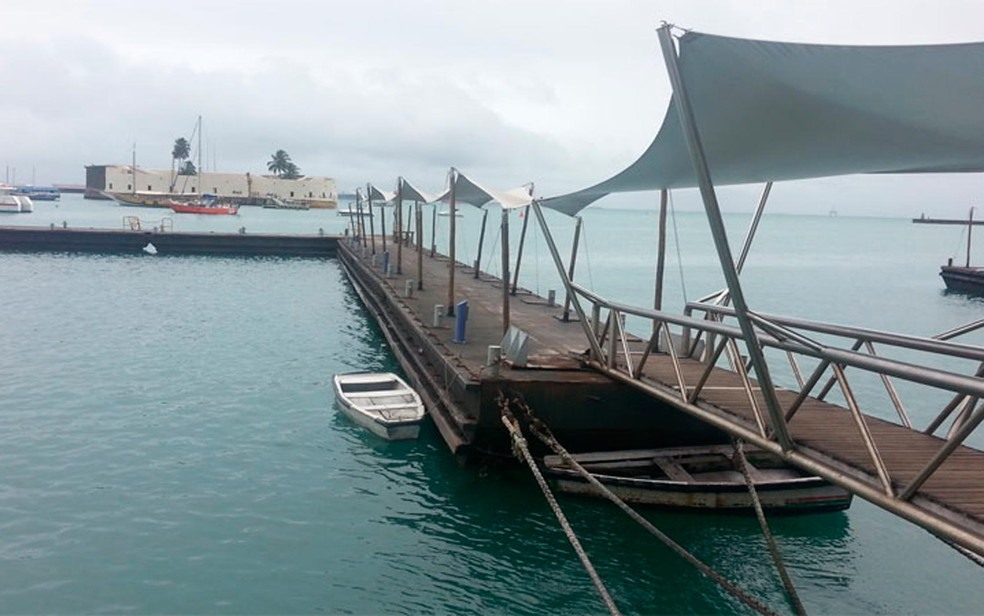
[0,225,338,257]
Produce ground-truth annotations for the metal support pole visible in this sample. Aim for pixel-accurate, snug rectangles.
[562,216,583,322]
[430,202,437,258]
[501,207,511,335]
[379,189,388,255]
[531,200,605,361]
[475,208,489,278]
[396,179,403,274]
[447,169,457,317]
[512,204,531,295]
[357,192,367,249]
[416,201,424,291]
[653,189,668,334]
[968,207,975,267]
[658,25,792,450]
[367,183,376,255]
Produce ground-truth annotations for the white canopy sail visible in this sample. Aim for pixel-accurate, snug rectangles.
[432,169,533,209]
[396,178,434,204]
[542,31,984,216]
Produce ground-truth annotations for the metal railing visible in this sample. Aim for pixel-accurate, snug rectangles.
[565,280,984,554]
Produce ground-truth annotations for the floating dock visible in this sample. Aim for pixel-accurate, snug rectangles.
[338,228,984,554]
[337,234,730,457]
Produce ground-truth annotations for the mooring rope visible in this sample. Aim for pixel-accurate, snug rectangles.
[733,439,807,616]
[499,404,622,616]
[505,396,779,616]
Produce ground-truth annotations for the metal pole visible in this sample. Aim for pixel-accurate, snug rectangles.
[357,191,367,249]
[657,25,792,450]
[430,202,437,258]
[396,179,403,274]
[736,182,772,274]
[562,216,583,322]
[653,189,668,332]
[367,183,376,255]
[967,207,975,267]
[379,188,388,255]
[447,169,457,317]
[416,200,424,291]
[475,208,489,278]
[502,207,511,335]
[531,200,605,361]
[512,204,531,295]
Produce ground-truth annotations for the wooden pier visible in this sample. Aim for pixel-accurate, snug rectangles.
[338,230,984,553]
[337,235,726,457]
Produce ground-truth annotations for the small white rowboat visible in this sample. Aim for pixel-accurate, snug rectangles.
[332,372,425,441]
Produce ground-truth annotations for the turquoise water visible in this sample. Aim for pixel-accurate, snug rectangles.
[2,195,984,614]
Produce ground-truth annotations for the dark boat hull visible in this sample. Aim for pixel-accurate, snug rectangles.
[940,266,984,296]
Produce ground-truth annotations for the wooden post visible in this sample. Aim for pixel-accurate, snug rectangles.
[474,208,489,278]
[511,204,531,295]
[562,216,583,322]
[501,207,511,335]
[447,169,457,317]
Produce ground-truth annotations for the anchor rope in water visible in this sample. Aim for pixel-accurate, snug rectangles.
[503,395,779,616]
[733,438,807,616]
[499,402,622,616]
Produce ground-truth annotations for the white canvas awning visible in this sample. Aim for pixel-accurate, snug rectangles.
[432,170,533,209]
[542,31,984,216]
[367,184,395,203]
[396,178,434,204]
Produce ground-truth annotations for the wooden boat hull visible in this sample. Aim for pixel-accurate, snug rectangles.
[544,446,853,514]
[940,266,984,296]
[332,372,425,441]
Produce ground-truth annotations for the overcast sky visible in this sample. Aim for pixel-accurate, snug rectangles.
[3,0,984,216]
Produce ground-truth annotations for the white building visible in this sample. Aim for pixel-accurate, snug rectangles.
[85,165,337,208]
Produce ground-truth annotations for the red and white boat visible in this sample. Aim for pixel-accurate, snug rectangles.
[168,196,239,215]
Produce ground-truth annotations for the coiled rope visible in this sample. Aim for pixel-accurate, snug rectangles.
[499,402,622,616]
[503,394,779,616]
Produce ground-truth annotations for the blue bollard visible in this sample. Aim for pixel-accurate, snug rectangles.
[453,300,469,344]
[382,251,390,274]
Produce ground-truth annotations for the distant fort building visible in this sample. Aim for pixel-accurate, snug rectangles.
[84,165,337,208]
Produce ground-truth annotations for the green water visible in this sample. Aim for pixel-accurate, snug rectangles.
[1,196,983,614]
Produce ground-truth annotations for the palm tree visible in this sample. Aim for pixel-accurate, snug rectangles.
[178,160,197,176]
[282,161,302,180]
[267,150,292,177]
[170,138,190,190]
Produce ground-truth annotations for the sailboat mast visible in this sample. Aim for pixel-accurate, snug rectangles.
[131,142,136,195]
[968,207,975,267]
[197,115,202,192]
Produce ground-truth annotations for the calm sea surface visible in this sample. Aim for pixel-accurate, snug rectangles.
[2,194,984,614]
